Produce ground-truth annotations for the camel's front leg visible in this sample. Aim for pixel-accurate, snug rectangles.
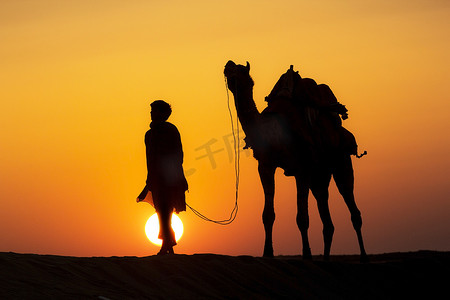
[258,163,276,258]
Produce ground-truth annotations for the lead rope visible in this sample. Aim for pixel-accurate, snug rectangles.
[185,77,239,225]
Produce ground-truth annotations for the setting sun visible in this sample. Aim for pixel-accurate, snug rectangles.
[145,213,184,246]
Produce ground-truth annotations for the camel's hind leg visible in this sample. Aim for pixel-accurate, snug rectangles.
[310,171,334,261]
[295,174,312,260]
[258,163,276,258]
[333,155,368,262]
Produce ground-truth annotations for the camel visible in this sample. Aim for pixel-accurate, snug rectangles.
[224,60,368,262]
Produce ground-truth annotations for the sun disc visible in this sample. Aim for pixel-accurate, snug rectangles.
[145,213,184,246]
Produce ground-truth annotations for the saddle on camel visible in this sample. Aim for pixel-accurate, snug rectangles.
[258,66,363,175]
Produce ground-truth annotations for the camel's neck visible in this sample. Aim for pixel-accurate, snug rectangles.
[232,87,260,137]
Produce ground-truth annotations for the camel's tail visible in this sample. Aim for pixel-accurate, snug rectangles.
[356,150,367,158]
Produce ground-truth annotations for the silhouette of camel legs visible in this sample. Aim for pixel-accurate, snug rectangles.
[311,173,335,261]
[333,155,368,262]
[295,175,312,259]
[259,163,276,258]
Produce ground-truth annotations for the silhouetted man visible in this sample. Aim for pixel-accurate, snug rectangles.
[138,100,188,255]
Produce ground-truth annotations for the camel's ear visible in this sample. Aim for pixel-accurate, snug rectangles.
[246,61,250,71]
[226,60,236,67]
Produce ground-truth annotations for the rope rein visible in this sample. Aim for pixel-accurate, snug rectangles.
[185,77,239,225]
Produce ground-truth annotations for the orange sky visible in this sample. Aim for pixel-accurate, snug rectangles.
[1,0,449,257]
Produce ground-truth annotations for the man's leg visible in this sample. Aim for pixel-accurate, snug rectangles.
[158,205,176,255]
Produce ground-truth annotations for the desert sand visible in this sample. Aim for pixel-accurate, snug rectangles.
[1,251,448,299]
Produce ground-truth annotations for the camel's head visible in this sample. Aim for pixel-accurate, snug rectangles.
[224,60,254,94]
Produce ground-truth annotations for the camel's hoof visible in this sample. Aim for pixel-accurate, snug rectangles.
[360,254,370,263]
[303,254,313,260]
[303,249,313,260]
[263,250,274,258]
[263,244,274,258]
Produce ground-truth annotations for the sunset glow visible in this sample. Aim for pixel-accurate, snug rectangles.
[0,0,449,257]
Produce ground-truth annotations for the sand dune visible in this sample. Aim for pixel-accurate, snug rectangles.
[1,251,448,299]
